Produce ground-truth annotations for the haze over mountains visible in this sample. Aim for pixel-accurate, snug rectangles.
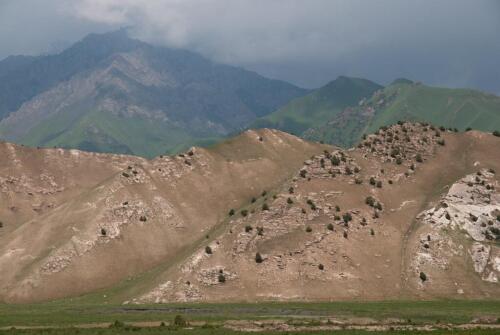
[0,30,499,158]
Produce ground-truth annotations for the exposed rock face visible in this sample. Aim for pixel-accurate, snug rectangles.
[412,169,499,284]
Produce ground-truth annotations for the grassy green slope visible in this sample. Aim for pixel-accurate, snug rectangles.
[251,76,382,135]
[366,83,500,133]
[19,110,221,158]
[305,81,500,147]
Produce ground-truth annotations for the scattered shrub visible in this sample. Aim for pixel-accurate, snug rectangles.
[437,139,445,146]
[245,225,253,232]
[396,157,403,165]
[365,196,375,207]
[287,197,293,204]
[343,213,352,223]
[370,228,375,236]
[419,272,427,282]
[261,190,267,197]
[376,181,383,188]
[343,231,348,239]
[335,205,341,212]
[205,246,212,254]
[174,315,188,327]
[327,223,334,231]
[241,209,248,217]
[255,252,263,263]
[306,226,312,232]
[288,186,294,194]
[139,216,147,222]
[318,264,324,270]
[375,202,383,211]
[369,177,376,185]
[257,226,264,236]
[262,203,269,211]
[218,273,226,283]
[228,209,235,216]
[122,172,130,178]
[331,156,340,166]
[251,197,256,203]
[101,228,107,236]
[300,170,307,178]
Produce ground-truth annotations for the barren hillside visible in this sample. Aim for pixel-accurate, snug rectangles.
[0,124,498,304]
[134,124,500,303]
[0,129,324,303]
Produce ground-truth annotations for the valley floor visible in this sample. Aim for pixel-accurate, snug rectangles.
[1,300,499,334]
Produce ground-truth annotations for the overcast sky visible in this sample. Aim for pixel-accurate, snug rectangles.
[1,0,499,93]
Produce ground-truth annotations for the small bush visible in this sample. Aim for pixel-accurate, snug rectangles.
[122,172,130,178]
[493,130,500,137]
[376,181,382,188]
[139,216,147,222]
[101,228,107,236]
[369,177,376,185]
[365,196,375,207]
[287,197,293,204]
[255,252,263,263]
[261,190,267,197]
[343,231,348,239]
[331,156,340,166]
[257,226,264,236]
[251,197,256,203]
[218,273,226,283]
[262,203,269,211]
[288,186,294,194]
[228,209,235,216]
[174,315,188,327]
[327,223,334,231]
[419,272,427,282]
[335,205,341,212]
[241,209,248,217]
[375,202,383,211]
[245,225,253,232]
[300,170,307,178]
[343,212,352,223]
[306,226,312,232]
[0,221,3,228]
[370,228,375,236]
[396,157,403,165]
[437,139,445,146]
[318,264,324,270]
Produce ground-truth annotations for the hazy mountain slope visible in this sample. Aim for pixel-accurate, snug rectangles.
[0,31,307,158]
[0,129,326,303]
[304,80,500,147]
[251,76,382,135]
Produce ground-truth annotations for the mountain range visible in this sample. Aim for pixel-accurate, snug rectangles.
[0,30,499,158]
[0,30,306,158]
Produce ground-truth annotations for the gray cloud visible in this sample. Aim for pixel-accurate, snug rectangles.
[1,0,499,93]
